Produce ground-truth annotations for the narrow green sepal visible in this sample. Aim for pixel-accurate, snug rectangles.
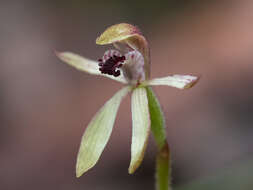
[146,87,167,149]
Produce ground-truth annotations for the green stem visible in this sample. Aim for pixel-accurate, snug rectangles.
[156,142,171,190]
[146,87,172,190]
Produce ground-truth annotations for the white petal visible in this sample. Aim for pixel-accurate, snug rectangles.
[76,86,130,177]
[147,75,199,89]
[56,52,127,83]
[129,87,150,174]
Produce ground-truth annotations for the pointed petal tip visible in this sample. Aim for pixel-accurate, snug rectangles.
[54,50,62,59]
[75,166,89,178]
[75,161,84,178]
[54,50,60,56]
[54,50,66,59]
[128,139,149,175]
[184,75,200,89]
[128,157,145,174]
[76,172,82,178]
[75,161,86,178]
[55,51,72,62]
[76,157,95,178]
[128,167,135,174]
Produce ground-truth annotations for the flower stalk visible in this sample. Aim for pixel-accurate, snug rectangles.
[146,86,172,190]
[156,142,171,190]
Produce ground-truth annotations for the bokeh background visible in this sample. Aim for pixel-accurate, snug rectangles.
[1,0,253,189]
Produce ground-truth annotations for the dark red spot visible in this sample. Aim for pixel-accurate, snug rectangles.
[98,55,125,77]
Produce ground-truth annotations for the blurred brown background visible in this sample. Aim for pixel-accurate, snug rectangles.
[1,0,253,189]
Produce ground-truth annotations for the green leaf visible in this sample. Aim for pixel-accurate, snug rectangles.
[129,87,150,174]
[146,87,166,149]
[56,52,127,83]
[76,86,130,177]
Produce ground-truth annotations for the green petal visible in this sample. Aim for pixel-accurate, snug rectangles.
[146,87,167,149]
[129,87,150,174]
[76,86,130,177]
[56,52,127,83]
[147,75,199,89]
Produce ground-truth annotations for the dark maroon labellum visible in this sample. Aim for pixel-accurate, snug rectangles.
[98,55,125,77]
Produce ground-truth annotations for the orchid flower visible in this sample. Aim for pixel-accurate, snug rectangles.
[56,23,199,180]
